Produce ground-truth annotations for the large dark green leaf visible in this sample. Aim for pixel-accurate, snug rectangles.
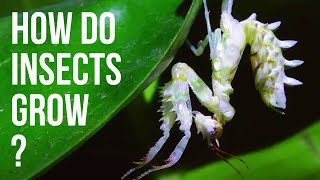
[0,0,202,178]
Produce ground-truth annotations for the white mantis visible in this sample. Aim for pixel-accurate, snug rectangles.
[122,0,303,179]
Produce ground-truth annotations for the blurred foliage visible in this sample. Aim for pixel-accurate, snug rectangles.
[159,121,320,180]
[143,78,160,104]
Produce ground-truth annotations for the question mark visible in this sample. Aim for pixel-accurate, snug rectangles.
[11,134,27,167]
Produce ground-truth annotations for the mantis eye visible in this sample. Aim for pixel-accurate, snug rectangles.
[208,128,220,146]
[210,123,223,140]
[209,127,217,137]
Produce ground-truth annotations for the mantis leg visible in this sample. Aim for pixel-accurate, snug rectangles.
[134,63,193,179]
[186,0,221,57]
[121,97,176,179]
[133,62,226,179]
[173,63,235,122]
[185,35,209,56]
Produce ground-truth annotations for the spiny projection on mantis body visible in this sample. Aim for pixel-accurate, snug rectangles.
[122,0,303,179]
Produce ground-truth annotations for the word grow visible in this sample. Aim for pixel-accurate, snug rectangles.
[12,94,88,126]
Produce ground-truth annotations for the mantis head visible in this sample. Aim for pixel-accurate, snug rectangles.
[193,111,223,146]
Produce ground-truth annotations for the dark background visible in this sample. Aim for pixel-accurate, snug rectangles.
[3,0,320,179]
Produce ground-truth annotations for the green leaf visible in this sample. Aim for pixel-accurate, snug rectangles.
[158,121,320,180]
[0,0,202,179]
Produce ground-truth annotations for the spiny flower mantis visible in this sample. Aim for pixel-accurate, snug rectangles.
[122,0,303,179]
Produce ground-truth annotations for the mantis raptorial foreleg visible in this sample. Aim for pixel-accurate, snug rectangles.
[134,66,193,179]
[123,63,226,179]
[121,97,176,179]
